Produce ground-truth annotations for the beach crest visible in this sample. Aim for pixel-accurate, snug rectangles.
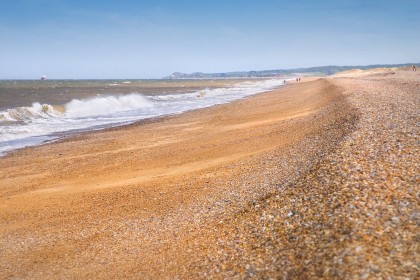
[0,71,418,279]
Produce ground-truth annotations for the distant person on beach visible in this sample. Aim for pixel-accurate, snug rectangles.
[296,78,298,82]
[284,80,286,84]
[413,65,417,72]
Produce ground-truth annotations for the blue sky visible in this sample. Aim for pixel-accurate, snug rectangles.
[0,0,419,79]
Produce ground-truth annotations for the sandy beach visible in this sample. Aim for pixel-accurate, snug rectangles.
[0,71,418,279]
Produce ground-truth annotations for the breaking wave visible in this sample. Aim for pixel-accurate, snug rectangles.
[65,94,152,118]
[0,79,286,155]
[0,93,152,122]
[0,103,61,123]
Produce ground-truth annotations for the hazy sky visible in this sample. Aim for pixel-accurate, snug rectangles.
[1,0,419,79]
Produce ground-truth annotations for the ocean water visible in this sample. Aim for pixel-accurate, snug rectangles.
[0,79,286,155]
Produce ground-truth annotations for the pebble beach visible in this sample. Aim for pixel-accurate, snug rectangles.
[0,70,418,279]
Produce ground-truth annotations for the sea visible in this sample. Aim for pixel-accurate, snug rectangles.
[0,78,286,156]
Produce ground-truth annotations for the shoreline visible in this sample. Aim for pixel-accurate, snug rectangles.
[0,78,287,157]
[1,72,417,279]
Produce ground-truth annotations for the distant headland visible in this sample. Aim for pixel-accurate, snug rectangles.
[164,63,418,79]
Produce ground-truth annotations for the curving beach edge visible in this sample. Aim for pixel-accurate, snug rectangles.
[0,70,418,279]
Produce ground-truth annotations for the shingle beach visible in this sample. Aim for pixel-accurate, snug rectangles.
[0,70,418,279]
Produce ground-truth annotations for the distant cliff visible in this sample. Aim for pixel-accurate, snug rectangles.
[164,63,416,79]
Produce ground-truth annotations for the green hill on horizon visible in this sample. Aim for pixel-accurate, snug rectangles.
[164,63,418,79]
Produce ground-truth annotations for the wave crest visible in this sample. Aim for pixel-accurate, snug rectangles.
[0,93,153,123]
[65,94,152,118]
[0,103,60,123]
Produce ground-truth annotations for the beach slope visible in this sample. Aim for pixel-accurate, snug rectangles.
[0,72,418,279]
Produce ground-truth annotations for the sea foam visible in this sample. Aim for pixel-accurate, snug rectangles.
[0,103,61,123]
[65,94,152,118]
[0,79,285,155]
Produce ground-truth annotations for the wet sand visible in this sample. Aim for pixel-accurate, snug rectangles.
[0,72,418,279]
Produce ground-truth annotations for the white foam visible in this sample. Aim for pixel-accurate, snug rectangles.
[65,94,152,118]
[0,102,61,123]
[0,79,285,155]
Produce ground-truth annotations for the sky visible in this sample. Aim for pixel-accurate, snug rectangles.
[0,0,419,79]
